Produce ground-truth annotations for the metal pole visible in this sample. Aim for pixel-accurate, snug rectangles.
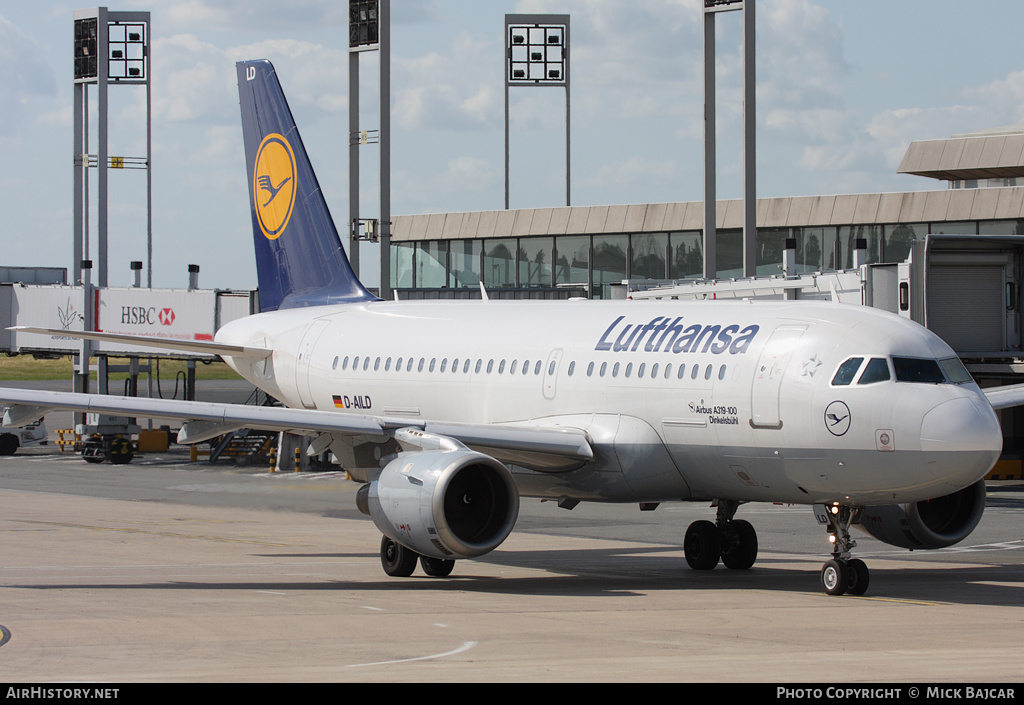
[565,85,571,208]
[702,9,717,280]
[378,0,392,300]
[147,19,153,288]
[97,7,108,289]
[349,49,360,278]
[742,0,756,278]
[73,82,84,286]
[504,55,510,210]
[564,18,571,208]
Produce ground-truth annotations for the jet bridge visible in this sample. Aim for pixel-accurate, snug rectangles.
[0,281,257,462]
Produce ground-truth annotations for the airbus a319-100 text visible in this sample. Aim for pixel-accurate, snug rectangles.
[6,60,1024,596]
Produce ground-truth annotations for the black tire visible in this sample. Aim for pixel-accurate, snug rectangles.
[380,536,418,577]
[104,438,134,465]
[0,434,18,456]
[420,556,455,577]
[684,520,721,570]
[846,558,870,596]
[81,438,105,464]
[821,559,848,596]
[721,519,758,570]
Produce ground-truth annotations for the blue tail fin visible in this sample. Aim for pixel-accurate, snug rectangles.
[236,60,376,311]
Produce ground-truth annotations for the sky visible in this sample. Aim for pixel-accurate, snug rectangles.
[4,1,1024,291]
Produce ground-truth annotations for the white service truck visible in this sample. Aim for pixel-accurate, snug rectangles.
[0,417,47,455]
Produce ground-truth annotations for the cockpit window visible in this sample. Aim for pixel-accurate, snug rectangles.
[857,357,891,385]
[939,357,974,385]
[831,357,863,386]
[893,357,945,384]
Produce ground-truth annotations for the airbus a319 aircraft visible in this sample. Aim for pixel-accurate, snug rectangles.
[5,60,1024,596]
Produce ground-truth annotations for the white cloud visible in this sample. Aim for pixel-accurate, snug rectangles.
[0,15,58,137]
[394,33,500,131]
[581,156,676,191]
[966,70,1024,127]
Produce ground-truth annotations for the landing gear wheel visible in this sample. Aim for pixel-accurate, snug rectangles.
[420,556,455,577]
[684,520,721,570]
[721,519,758,570]
[821,559,848,596]
[380,536,418,577]
[846,558,870,596]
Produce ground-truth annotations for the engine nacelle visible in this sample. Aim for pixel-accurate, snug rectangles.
[356,449,520,561]
[855,480,986,550]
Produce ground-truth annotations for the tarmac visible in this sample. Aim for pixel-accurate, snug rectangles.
[0,443,1021,683]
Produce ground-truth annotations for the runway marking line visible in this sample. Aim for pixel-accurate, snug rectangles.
[345,641,478,668]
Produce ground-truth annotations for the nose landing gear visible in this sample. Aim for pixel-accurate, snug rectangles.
[818,503,869,596]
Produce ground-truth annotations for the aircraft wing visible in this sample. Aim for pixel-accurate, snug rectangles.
[984,383,1024,410]
[0,387,594,463]
[8,327,271,361]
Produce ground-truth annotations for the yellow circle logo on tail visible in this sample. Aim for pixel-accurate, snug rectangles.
[253,133,297,240]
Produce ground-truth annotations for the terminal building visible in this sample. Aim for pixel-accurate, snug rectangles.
[389,125,1024,466]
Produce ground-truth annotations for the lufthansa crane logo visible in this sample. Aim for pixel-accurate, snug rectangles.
[824,401,851,437]
[253,133,297,240]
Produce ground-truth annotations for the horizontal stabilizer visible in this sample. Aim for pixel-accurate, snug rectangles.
[8,327,271,361]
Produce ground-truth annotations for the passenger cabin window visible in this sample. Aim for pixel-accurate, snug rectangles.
[893,357,946,384]
[857,358,890,385]
[831,357,863,386]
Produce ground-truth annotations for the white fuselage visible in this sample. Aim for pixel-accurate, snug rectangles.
[216,299,1002,507]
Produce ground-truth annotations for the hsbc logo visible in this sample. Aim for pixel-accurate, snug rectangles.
[120,306,176,327]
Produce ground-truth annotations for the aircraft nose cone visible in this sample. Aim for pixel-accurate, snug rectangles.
[920,396,1002,468]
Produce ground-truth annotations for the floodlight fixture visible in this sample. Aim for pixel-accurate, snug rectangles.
[506,18,567,86]
[350,0,380,48]
[74,17,98,80]
[704,0,745,10]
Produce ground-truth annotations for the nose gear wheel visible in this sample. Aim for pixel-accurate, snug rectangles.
[820,504,869,596]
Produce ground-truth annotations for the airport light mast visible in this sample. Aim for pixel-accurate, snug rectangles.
[504,14,571,210]
[703,0,756,279]
[72,6,152,402]
[348,0,392,300]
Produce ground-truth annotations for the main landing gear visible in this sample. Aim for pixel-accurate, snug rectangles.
[819,503,869,596]
[379,535,456,578]
[684,500,758,571]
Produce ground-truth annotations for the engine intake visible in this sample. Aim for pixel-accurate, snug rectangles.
[357,449,519,560]
[855,480,986,550]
